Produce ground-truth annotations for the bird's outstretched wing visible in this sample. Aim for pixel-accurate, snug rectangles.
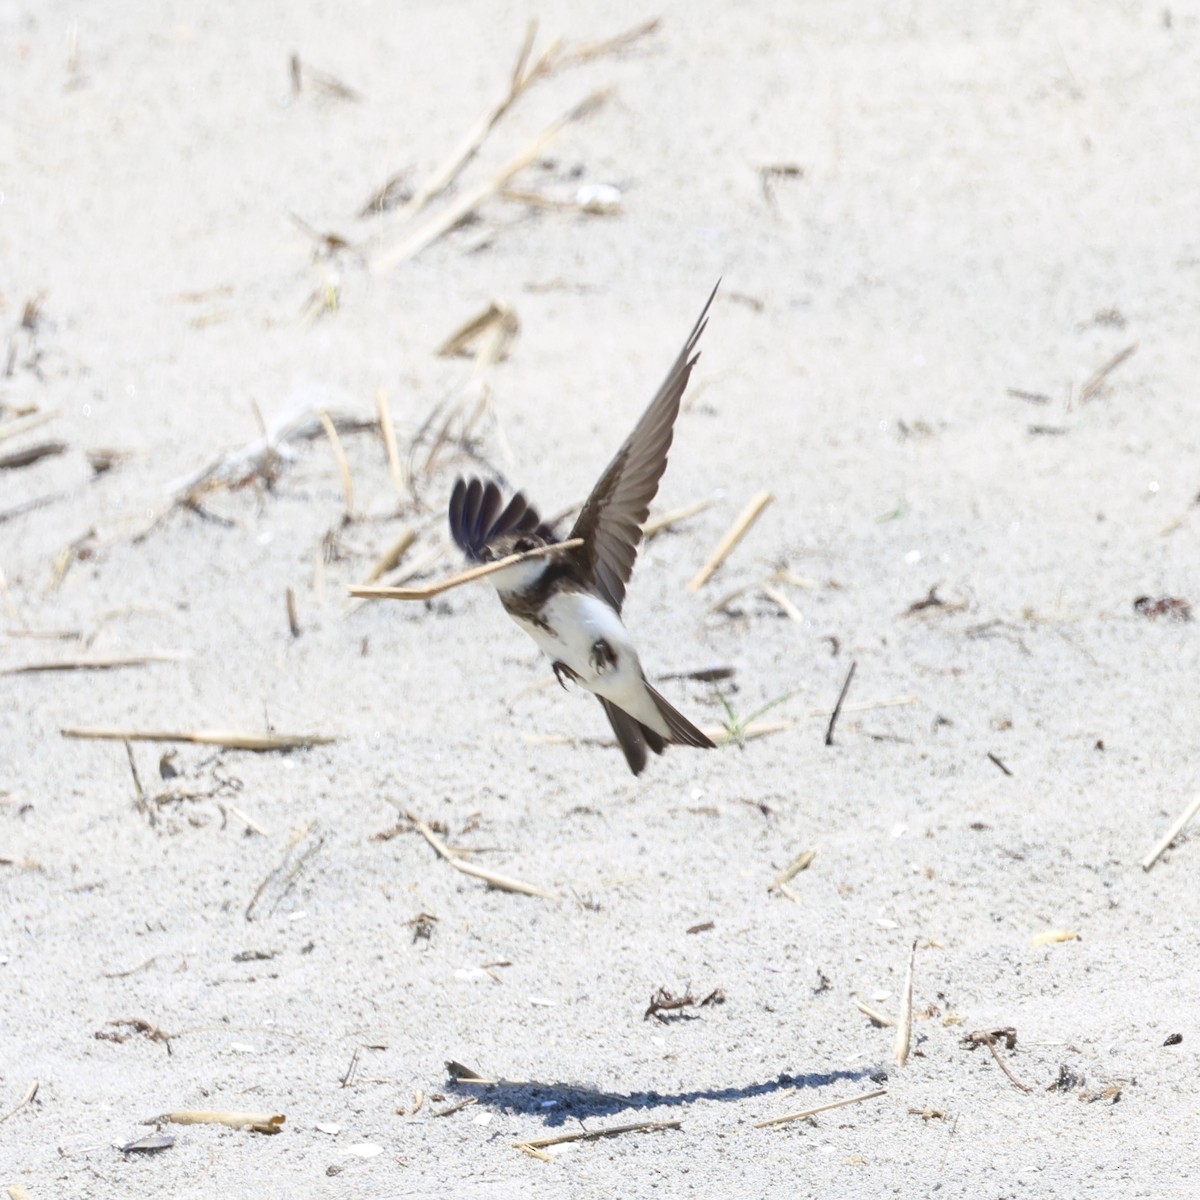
[448,477,556,562]
[568,281,719,612]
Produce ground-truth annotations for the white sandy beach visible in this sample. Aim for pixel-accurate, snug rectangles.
[2,3,1199,1197]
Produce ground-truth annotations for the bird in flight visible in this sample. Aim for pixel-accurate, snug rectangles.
[448,282,720,775]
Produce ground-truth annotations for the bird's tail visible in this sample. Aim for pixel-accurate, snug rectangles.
[644,681,717,750]
[599,684,715,775]
[599,697,665,776]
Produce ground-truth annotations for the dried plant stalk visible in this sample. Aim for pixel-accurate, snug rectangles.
[61,728,335,751]
[436,300,519,362]
[3,652,188,676]
[558,17,660,66]
[1141,792,1200,871]
[754,1088,887,1129]
[372,91,607,274]
[394,22,558,224]
[768,849,816,894]
[319,410,355,517]
[687,490,774,591]
[856,999,896,1027]
[1078,343,1137,404]
[0,1078,39,1126]
[895,939,917,1067]
[0,441,67,470]
[395,804,557,899]
[147,1110,284,1134]
[364,529,419,583]
[514,1117,681,1156]
[350,537,583,602]
[761,583,804,624]
[375,389,405,494]
[0,410,58,445]
[642,498,713,539]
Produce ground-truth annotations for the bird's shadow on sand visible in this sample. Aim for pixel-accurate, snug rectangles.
[446,1064,886,1127]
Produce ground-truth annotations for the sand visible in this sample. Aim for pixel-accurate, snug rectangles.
[2,3,1199,1197]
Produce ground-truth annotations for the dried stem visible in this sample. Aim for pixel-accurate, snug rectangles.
[768,849,816,895]
[375,389,405,495]
[3,652,188,676]
[642,498,713,539]
[394,803,557,900]
[372,91,607,273]
[61,728,335,751]
[145,1110,284,1134]
[319,410,355,518]
[895,938,917,1067]
[754,1087,887,1129]
[0,1078,39,1125]
[824,660,858,746]
[349,537,583,602]
[687,490,773,591]
[1141,792,1200,871]
[514,1117,681,1156]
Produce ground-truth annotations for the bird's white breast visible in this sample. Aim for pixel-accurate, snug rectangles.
[506,589,669,735]
[520,590,632,674]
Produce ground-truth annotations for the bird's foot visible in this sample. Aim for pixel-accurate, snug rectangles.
[552,660,580,690]
[590,638,617,674]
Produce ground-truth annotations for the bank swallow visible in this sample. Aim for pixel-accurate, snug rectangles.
[448,283,720,775]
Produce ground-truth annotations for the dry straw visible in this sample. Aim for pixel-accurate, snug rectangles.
[688,491,773,591]
[350,538,584,602]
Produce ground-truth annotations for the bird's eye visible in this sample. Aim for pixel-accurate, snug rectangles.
[514,537,535,553]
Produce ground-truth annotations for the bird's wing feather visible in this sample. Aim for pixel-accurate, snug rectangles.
[449,477,554,561]
[568,281,719,612]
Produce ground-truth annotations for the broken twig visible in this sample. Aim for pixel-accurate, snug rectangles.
[855,1000,895,1027]
[245,822,325,920]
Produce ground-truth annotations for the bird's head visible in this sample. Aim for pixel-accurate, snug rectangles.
[448,476,560,593]
[479,530,556,593]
